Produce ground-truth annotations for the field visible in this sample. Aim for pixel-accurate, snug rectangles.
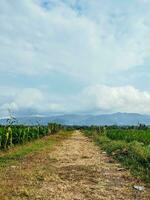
[83,126,150,184]
[0,123,63,150]
[1,123,150,184]
[0,125,150,199]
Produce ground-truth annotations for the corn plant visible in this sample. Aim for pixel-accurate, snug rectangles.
[0,123,63,150]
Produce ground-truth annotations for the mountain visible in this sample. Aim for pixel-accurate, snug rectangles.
[0,113,150,126]
[80,113,150,126]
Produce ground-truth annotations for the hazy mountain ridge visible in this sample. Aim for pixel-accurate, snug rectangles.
[1,113,150,126]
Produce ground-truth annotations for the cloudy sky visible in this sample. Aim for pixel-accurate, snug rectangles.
[0,0,150,117]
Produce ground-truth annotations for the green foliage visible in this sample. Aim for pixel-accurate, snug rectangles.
[0,123,63,150]
[83,126,150,184]
[48,123,62,134]
[106,129,150,144]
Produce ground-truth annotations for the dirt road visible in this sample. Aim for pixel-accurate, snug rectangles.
[0,131,150,199]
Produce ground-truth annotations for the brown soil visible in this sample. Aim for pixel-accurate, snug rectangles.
[0,131,150,200]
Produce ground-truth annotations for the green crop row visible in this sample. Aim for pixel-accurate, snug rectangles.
[0,123,63,150]
[106,129,150,145]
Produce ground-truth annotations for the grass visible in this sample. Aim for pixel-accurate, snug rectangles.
[84,129,150,185]
[0,130,72,168]
[106,129,150,144]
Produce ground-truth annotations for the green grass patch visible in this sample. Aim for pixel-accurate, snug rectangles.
[0,130,72,168]
[83,130,150,184]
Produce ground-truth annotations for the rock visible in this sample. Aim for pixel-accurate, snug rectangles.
[133,185,145,191]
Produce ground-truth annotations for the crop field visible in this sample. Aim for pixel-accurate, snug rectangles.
[106,128,150,144]
[0,123,62,150]
[83,126,150,183]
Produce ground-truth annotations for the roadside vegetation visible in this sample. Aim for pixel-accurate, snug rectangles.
[0,123,63,150]
[82,125,150,184]
[0,125,72,168]
[0,123,73,168]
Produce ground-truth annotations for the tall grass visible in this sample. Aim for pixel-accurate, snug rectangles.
[83,127,150,184]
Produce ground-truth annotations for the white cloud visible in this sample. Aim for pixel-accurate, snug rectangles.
[0,0,150,116]
[0,87,65,117]
[0,0,150,82]
[80,85,150,114]
[0,84,150,117]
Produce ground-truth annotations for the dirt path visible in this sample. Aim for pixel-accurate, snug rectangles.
[0,131,150,199]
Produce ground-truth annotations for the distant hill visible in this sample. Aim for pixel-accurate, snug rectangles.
[1,113,150,126]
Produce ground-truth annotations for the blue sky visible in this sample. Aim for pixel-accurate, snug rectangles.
[0,0,150,117]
